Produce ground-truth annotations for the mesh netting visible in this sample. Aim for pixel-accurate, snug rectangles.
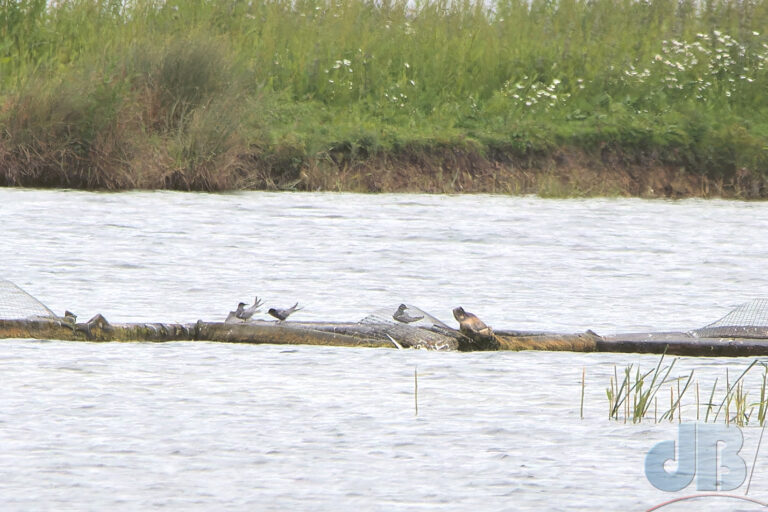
[360,304,456,350]
[0,279,59,321]
[690,299,768,339]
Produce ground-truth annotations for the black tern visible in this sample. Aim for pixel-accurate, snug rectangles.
[392,304,423,323]
[236,296,263,321]
[268,302,302,321]
[225,302,246,323]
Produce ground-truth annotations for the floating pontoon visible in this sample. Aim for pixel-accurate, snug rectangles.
[2,280,767,356]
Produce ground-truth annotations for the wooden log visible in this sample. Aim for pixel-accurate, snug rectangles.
[244,320,461,350]
[4,316,768,356]
[495,330,600,352]
[0,318,85,341]
[0,318,392,347]
[598,332,768,357]
[0,317,449,348]
[195,321,391,348]
[0,318,193,342]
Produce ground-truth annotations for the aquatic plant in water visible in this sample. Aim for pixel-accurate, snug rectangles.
[599,354,768,426]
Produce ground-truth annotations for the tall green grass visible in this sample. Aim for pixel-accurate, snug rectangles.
[603,356,768,426]
[1,0,768,190]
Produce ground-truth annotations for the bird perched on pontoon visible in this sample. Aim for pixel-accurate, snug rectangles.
[452,306,493,337]
[452,306,499,350]
[268,302,302,321]
[225,297,263,323]
[392,304,424,323]
[225,303,246,323]
[237,296,263,321]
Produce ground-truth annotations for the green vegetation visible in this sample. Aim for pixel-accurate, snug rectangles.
[602,354,768,426]
[1,0,768,193]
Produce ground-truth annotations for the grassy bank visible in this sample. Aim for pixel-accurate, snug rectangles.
[1,0,768,196]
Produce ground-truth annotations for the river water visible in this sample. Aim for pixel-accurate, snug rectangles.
[2,189,768,510]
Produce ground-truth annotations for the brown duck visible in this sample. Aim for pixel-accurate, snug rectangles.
[452,306,493,337]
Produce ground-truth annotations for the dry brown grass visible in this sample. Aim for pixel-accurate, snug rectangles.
[291,146,768,198]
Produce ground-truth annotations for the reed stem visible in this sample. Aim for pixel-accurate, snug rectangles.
[580,367,585,420]
[414,367,418,417]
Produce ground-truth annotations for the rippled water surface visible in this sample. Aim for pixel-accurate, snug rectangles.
[3,189,768,510]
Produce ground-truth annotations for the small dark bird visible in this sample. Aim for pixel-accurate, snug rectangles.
[393,304,424,323]
[236,296,263,322]
[225,302,246,323]
[268,302,302,321]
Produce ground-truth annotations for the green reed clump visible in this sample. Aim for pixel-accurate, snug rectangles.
[759,366,768,425]
[602,355,768,426]
[2,0,768,190]
[607,350,677,423]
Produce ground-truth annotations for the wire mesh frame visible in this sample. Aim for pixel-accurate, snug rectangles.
[691,299,768,339]
[0,279,59,320]
[361,304,456,350]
